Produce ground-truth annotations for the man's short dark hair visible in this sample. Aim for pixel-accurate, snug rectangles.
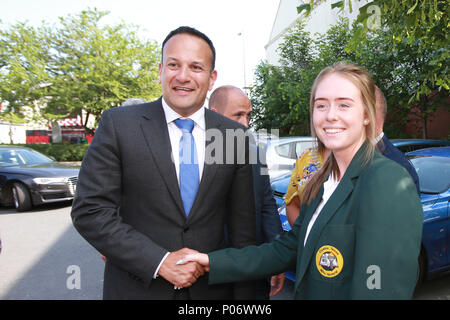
[161,26,216,71]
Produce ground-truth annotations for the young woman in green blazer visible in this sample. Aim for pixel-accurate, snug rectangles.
[178,62,423,300]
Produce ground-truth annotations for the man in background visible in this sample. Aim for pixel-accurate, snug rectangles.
[209,85,285,299]
[375,86,420,194]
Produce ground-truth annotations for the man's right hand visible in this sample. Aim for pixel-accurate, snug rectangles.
[157,248,205,288]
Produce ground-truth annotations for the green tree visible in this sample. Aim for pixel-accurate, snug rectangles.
[250,19,355,136]
[0,22,52,123]
[251,61,294,136]
[251,8,448,139]
[46,9,161,129]
[0,8,161,130]
[298,0,449,93]
[350,22,449,138]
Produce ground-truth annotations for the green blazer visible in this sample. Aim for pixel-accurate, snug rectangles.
[209,144,423,299]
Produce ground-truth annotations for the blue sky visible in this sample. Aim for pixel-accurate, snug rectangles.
[1,0,280,92]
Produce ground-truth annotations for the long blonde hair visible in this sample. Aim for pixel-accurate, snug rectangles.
[302,62,378,204]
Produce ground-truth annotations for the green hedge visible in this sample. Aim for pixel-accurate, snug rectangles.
[5,144,89,162]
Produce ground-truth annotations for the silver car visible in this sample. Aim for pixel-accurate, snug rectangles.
[263,136,317,180]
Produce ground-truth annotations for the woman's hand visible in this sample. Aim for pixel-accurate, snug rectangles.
[177,253,210,272]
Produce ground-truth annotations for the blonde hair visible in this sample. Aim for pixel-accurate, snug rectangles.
[302,62,378,204]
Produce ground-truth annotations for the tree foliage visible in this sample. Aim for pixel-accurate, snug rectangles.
[0,8,161,129]
[0,22,52,122]
[250,20,356,136]
[250,15,449,138]
[298,0,449,93]
[351,24,448,138]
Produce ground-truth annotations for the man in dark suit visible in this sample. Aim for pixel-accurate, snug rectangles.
[71,26,257,299]
[209,85,285,299]
[375,87,420,194]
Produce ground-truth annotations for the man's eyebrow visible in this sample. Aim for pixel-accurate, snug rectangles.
[165,57,178,63]
[191,61,207,67]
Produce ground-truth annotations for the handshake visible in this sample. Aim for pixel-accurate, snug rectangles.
[101,247,284,296]
[157,248,210,289]
[157,248,285,297]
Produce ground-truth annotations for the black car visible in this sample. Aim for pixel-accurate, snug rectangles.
[0,146,80,211]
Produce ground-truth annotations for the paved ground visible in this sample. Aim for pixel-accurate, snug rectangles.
[1,202,449,300]
[0,202,103,299]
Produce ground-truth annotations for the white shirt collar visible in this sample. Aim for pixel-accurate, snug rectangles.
[375,131,384,143]
[161,97,206,130]
[375,132,384,143]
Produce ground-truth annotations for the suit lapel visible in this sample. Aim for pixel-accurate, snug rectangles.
[294,186,326,288]
[139,98,185,217]
[301,178,353,269]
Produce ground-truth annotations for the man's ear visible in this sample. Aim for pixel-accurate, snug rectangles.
[208,70,218,90]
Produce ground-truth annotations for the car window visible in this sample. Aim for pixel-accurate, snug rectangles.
[397,143,447,153]
[0,149,53,166]
[409,144,438,153]
[409,156,450,194]
[295,141,314,158]
[275,143,291,158]
[396,145,411,153]
[0,151,20,165]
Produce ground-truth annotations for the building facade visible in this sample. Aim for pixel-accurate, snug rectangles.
[265,0,368,66]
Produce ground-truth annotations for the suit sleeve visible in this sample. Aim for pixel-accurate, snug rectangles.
[71,110,167,286]
[227,162,257,249]
[226,142,258,298]
[350,160,423,299]
[209,216,301,285]
[259,165,283,243]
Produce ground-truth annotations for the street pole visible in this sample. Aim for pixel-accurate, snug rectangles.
[237,31,247,94]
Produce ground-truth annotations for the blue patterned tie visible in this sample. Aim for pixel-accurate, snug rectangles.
[174,119,199,217]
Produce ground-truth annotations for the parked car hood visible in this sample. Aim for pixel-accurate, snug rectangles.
[271,173,291,194]
[0,162,80,177]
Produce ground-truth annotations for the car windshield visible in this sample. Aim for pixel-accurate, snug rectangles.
[409,155,450,194]
[0,148,54,166]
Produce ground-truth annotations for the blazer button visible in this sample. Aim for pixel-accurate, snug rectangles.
[183,227,189,233]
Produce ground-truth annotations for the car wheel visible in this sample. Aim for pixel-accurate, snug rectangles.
[12,182,32,212]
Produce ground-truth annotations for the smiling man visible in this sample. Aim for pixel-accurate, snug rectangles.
[71,26,257,300]
[159,29,217,117]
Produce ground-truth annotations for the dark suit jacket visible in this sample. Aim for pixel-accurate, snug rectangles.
[252,148,282,245]
[378,134,420,194]
[208,144,423,299]
[252,150,283,299]
[71,98,257,299]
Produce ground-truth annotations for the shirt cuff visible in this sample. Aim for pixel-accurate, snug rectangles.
[153,252,170,279]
